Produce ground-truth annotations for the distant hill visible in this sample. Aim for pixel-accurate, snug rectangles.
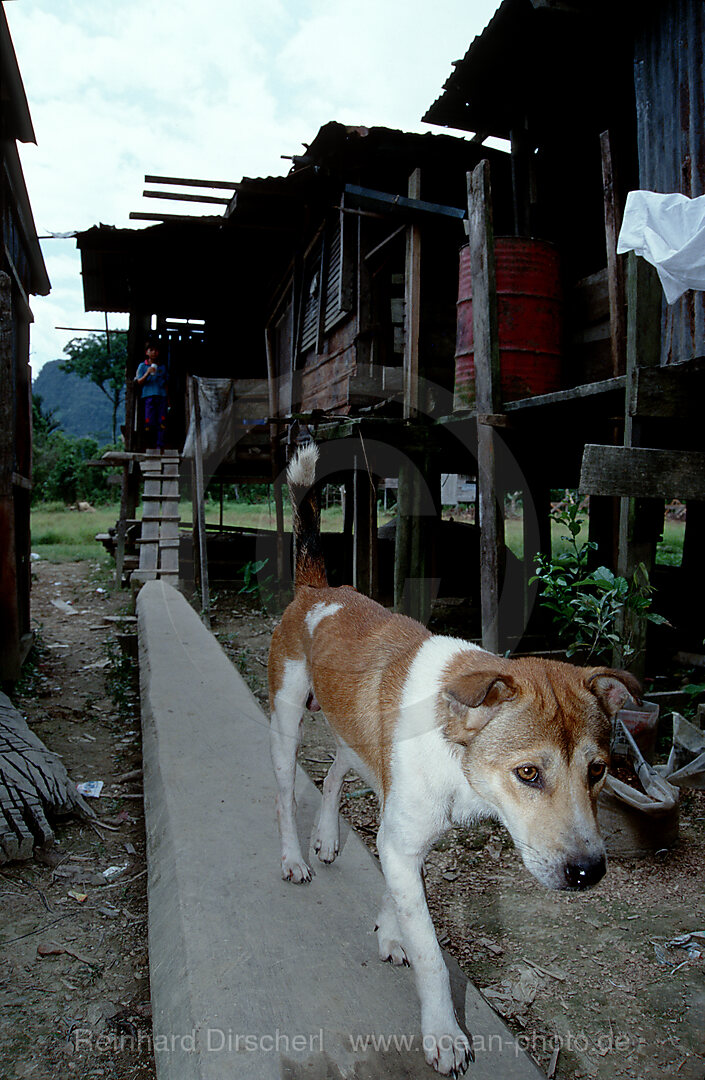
[32,360,124,442]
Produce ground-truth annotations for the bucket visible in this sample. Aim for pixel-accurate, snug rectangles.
[614,700,660,763]
[454,237,562,410]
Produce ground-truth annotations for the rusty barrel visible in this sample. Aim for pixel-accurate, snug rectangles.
[454,237,562,410]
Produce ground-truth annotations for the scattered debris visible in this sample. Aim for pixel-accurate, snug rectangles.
[76,780,104,798]
[80,658,110,672]
[37,942,101,968]
[102,863,129,881]
[50,599,79,616]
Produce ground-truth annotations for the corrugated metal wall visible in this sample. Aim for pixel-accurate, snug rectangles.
[634,0,705,364]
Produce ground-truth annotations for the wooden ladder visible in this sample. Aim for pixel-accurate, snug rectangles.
[132,450,181,585]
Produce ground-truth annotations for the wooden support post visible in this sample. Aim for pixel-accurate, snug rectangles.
[393,453,437,625]
[403,168,422,419]
[352,454,378,599]
[682,501,705,641]
[521,462,552,632]
[600,130,627,377]
[190,376,211,627]
[356,212,373,371]
[343,474,355,584]
[617,252,663,674]
[352,457,367,593]
[394,459,412,614]
[510,120,532,237]
[126,312,150,451]
[115,463,129,587]
[265,328,286,593]
[469,161,504,654]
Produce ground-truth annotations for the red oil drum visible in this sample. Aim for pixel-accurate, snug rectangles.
[454,238,562,409]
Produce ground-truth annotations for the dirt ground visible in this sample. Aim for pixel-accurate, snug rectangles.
[2,562,704,1080]
[0,559,155,1080]
[210,587,705,1080]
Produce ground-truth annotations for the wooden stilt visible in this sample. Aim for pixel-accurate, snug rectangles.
[600,130,627,378]
[616,252,663,675]
[468,161,504,654]
[394,459,413,615]
[190,376,211,627]
[403,168,422,420]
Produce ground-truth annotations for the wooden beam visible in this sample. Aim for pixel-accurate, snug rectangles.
[616,253,664,672]
[144,174,238,189]
[264,329,286,592]
[632,363,705,418]
[128,212,222,223]
[403,169,422,420]
[510,121,532,237]
[189,377,211,627]
[581,445,705,500]
[143,190,232,206]
[600,130,626,377]
[344,183,465,220]
[468,161,503,654]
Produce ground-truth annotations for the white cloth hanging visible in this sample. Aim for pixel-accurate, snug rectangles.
[617,190,705,305]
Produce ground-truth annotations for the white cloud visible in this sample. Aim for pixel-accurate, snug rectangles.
[7,0,499,375]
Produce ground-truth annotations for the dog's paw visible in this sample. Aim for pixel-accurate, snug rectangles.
[281,857,313,884]
[422,1026,473,1077]
[313,832,339,864]
[375,927,409,966]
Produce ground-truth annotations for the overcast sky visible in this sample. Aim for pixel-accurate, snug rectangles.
[7,0,500,376]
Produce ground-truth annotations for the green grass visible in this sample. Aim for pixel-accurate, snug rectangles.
[656,519,685,566]
[31,503,121,563]
[30,500,383,566]
[30,500,686,569]
[200,501,396,533]
[504,515,684,566]
[503,517,579,561]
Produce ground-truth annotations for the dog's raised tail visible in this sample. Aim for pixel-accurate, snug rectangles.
[287,444,327,589]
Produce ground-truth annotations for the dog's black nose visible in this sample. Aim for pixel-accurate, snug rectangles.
[564,855,606,890]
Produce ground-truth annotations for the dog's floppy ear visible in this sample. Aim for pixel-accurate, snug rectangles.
[441,671,517,745]
[586,668,642,716]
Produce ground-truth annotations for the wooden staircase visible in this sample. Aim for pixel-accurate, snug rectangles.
[131,450,181,586]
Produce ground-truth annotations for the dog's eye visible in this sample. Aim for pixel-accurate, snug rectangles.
[588,762,607,784]
[515,765,541,785]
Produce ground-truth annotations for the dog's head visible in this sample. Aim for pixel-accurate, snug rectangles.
[438,656,640,891]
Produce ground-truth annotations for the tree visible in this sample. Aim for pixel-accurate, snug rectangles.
[32,392,60,437]
[60,332,128,443]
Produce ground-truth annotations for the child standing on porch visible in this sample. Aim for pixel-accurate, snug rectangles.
[135,339,169,450]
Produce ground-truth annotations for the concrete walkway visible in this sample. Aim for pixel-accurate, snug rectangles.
[137,580,544,1080]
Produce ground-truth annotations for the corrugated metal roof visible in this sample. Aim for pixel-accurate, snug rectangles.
[0,6,36,144]
[423,0,632,138]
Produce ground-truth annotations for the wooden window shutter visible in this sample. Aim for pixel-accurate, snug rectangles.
[324,210,353,332]
[299,240,323,354]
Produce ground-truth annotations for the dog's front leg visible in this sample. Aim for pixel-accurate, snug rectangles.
[377,824,472,1077]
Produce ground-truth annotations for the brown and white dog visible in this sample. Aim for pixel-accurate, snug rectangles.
[268,444,639,1077]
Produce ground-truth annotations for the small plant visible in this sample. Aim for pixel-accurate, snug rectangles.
[238,558,274,610]
[680,680,705,719]
[532,495,669,664]
[104,637,138,721]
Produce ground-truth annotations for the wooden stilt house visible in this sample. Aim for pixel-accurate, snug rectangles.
[423,0,705,668]
[0,9,51,681]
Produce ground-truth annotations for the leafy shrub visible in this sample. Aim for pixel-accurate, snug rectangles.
[32,431,118,505]
[532,495,669,664]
